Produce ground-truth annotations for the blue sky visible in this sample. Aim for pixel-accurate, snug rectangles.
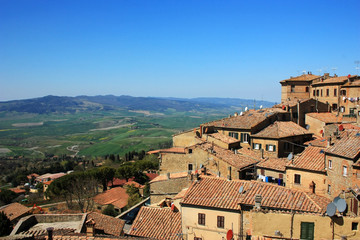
[1,0,359,102]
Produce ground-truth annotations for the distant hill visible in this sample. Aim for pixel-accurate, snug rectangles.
[0,95,275,114]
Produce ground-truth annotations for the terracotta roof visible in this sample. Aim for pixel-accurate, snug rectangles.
[129,206,182,240]
[27,173,39,179]
[193,142,261,170]
[145,172,159,181]
[87,212,125,236]
[0,203,31,221]
[273,98,312,108]
[172,188,189,200]
[207,132,239,144]
[252,121,311,139]
[337,123,360,131]
[93,187,129,209]
[36,172,66,181]
[150,172,190,183]
[304,137,328,148]
[306,112,355,124]
[312,75,356,86]
[287,146,326,172]
[342,78,360,87]
[181,176,330,214]
[43,180,53,185]
[280,74,321,83]
[202,108,286,130]
[326,131,360,159]
[147,147,186,155]
[124,181,144,189]
[9,188,26,194]
[257,157,288,172]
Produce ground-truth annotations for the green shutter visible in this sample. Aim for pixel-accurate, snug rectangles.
[259,144,262,149]
[266,145,269,151]
[273,145,276,151]
[301,222,314,240]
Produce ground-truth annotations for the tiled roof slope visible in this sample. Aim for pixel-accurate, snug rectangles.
[93,187,129,209]
[306,112,356,124]
[0,203,31,221]
[181,176,330,214]
[202,108,286,130]
[87,212,125,236]
[129,206,182,240]
[280,74,321,83]
[273,98,311,108]
[208,132,239,144]
[194,142,261,170]
[257,157,288,172]
[312,75,357,86]
[147,147,186,155]
[326,131,360,159]
[304,137,328,148]
[252,121,310,139]
[287,146,326,172]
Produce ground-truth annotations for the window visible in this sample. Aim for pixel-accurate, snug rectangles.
[241,133,250,143]
[217,216,225,228]
[352,222,358,231]
[188,149,192,154]
[260,169,265,175]
[228,132,239,139]
[343,166,348,176]
[328,184,331,194]
[294,174,301,184]
[334,89,337,96]
[340,90,347,96]
[300,222,314,240]
[188,163,193,171]
[291,85,295,92]
[284,142,291,150]
[328,160,332,169]
[266,144,276,152]
[332,104,338,111]
[340,107,345,113]
[316,90,319,96]
[350,108,356,115]
[198,213,205,225]
[313,90,316,96]
[253,143,261,150]
[321,89,323,97]
[194,238,202,240]
[326,89,329,96]
[305,86,309,92]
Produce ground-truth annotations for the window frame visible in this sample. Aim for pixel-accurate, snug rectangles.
[188,163,193,171]
[294,174,301,184]
[343,166,348,177]
[198,213,205,225]
[328,160,332,169]
[217,216,225,228]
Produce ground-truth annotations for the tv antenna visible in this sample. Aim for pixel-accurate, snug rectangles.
[331,67,337,75]
[302,70,307,75]
[355,61,360,75]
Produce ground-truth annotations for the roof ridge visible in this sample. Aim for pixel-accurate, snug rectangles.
[303,192,322,212]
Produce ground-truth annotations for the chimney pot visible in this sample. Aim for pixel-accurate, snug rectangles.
[47,227,54,240]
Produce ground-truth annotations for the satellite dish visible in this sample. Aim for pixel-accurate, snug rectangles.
[245,107,248,111]
[239,186,244,194]
[260,105,263,109]
[333,196,340,205]
[287,153,293,160]
[326,202,336,217]
[305,125,310,130]
[240,112,243,116]
[336,199,347,213]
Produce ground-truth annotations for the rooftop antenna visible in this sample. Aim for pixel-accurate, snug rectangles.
[302,70,306,75]
[355,61,360,75]
[331,67,338,75]
[317,68,323,75]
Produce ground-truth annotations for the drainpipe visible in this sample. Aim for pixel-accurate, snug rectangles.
[239,204,244,240]
[290,211,294,240]
[297,101,300,125]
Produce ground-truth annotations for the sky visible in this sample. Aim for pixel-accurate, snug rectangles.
[0,0,359,102]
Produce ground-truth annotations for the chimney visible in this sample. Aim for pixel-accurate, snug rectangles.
[47,227,54,240]
[254,194,262,209]
[324,73,330,79]
[85,219,96,237]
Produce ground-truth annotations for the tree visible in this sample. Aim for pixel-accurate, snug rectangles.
[126,185,141,208]
[102,204,117,217]
[117,165,135,182]
[0,212,12,236]
[0,189,17,206]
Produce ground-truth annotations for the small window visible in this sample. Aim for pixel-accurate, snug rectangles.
[305,86,309,92]
[340,107,345,113]
[241,133,250,143]
[340,90,347,96]
[343,166,348,176]
[188,164,193,171]
[194,238,202,240]
[326,89,329,96]
[188,149,193,154]
[316,90,319,96]
[328,160,332,169]
[198,213,205,225]
[352,222,358,231]
[321,89,323,97]
[334,89,337,96]
[313,90,316,96]
[291,85,295,92]
[294,174,301,184]
[266,144,276,152]
[253,143,261,150]
[328,184,331,194]
[217,216,225,228]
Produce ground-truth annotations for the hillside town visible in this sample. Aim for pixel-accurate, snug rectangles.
[1,72,360,240]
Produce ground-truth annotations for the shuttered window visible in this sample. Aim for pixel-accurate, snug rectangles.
[300,222,314,240]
